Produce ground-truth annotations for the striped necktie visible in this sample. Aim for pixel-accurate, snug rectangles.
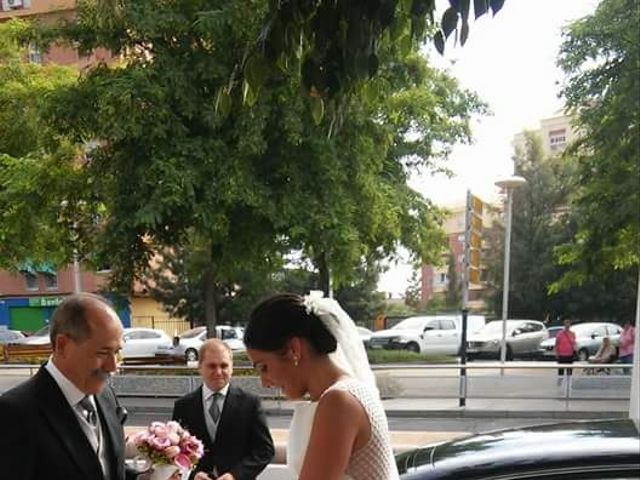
[79,396,98,427]
[209,392,221,424]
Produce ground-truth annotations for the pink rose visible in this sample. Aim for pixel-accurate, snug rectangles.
[164,445,181,459]
[149,436,171,450]
[174,453,191,469]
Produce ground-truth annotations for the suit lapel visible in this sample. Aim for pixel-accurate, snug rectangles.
[96,389,124,480]
[213,384,239,448]
[34,369,103,479]
[188,387,215,448]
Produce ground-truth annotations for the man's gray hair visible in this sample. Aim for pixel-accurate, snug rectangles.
[49,293,114,346]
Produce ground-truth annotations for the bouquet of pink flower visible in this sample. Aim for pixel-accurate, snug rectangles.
[131,421,204,471]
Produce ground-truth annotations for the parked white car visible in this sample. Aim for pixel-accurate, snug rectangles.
[537,322,622,361]
[368,315,485,355]
[9,325,51,345]
[121,327,173,359]
[157,325,246,362]
[467,319,548,360]
[0,329,26,344]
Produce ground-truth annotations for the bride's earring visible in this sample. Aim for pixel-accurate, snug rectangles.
[293,356,299,367]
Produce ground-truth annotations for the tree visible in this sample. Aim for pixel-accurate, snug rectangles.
[486,131,637,322]
[0,20,80,270]
[34,0,484,335]
[553,0,640,289]
[240,0,506,100]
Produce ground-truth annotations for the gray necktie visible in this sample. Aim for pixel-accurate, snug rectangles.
[209,392,222,424]
[79,396,98,427]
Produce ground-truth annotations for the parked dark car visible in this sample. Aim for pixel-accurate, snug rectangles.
[396,419,640,479]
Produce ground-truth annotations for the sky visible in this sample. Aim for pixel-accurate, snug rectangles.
[378,0,600,297]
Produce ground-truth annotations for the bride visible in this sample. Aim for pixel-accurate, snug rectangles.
[244,292,399,480]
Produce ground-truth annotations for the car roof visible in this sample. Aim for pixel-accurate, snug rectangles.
[398,419,640,479]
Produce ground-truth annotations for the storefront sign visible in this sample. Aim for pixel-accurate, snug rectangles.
[28,296,65,307]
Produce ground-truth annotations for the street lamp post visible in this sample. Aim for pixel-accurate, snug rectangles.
[494,176,527,368]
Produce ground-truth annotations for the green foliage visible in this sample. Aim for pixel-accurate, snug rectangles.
[553,0,640,287]
[0,20,80,270]
[247,0,505,100]
[366,349,455,364]
[28,0,485,331]
[485,131,637,322]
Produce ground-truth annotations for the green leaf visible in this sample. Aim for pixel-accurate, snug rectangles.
[441,8,459,40]
[433,30,445,55]
[244,54,269,92]
[215,88,232,116]
[489,0,505,15]
[460,20,469,46]
[474,0,489,19]
[310,96,324,125]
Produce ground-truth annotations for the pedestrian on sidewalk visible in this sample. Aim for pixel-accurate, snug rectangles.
[172,339,274,480]
[555,318,576,382]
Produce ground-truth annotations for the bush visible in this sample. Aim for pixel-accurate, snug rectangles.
[366,349,455,364]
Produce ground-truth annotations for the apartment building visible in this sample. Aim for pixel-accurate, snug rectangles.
[420,200,500,311]
[0,0,110,67]
[512,113,577,157]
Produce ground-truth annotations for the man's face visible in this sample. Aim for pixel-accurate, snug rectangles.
[54,303,123,395]
[564,320,571,330]
[199,345,233,392]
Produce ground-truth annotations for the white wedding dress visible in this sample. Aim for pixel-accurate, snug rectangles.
[286,377,400,480]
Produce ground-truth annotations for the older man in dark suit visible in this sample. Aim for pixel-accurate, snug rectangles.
[172,339,274,480]
[0,293,129,480]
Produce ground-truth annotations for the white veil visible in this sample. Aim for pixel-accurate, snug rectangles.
[303,292,378,393]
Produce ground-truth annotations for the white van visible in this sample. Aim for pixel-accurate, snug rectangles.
[368,315,485,355]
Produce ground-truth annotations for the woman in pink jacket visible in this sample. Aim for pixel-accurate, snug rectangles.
[555,319,576,378]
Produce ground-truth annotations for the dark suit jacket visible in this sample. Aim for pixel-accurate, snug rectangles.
[172,384,274,480]
[0,366,127,480]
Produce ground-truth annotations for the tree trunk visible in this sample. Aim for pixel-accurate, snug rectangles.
[317,251,333,298]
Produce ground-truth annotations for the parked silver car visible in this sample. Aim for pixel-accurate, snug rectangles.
[537,322,622,361]
[467,319,548,360]
[121,327,173,359]
[157,325,246,362]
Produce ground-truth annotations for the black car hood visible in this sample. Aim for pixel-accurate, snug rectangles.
[398,419,640,479]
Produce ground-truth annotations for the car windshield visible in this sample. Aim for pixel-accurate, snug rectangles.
[179,327,205,339]
[571,324,602,335]
[32,326,50,336]
[480,321,520,334]
[392,318,429,330]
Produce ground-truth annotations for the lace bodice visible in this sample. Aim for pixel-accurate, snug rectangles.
[286,378,399,480]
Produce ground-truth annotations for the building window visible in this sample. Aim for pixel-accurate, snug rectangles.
[27,42,42,64]
[43,273,58,290]
[548,129,567,149]
[23,272,38,291]
[2,0,31,12]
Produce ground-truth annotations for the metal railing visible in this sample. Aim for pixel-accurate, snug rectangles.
[0,362,632,411]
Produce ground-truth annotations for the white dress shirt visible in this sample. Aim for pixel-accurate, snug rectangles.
[45,358,110,479]
[202,382,229,441]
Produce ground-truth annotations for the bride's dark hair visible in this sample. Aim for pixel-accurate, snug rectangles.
[245,293,337,354]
